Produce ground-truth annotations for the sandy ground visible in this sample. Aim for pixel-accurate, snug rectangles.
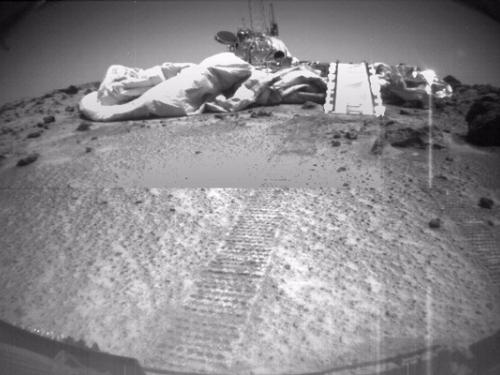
[0,86,499,374]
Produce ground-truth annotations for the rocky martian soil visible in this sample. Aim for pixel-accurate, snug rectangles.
[0,82,499,374]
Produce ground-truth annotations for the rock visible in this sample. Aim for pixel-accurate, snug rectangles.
[195,150,201,154]
[443,75,462,90]
[36,122,49,129]
[65,105,75,113]
[429,218,441,228]
[385,126,445,149]
[400,109,411,115]
[466,94,500,146]
[17,153,39,166]
[250,109,272,118]
[301,101,318,109]
[331,140,341,147]
[60,85,79,95]
[26,130,42,139]
[478,197,494,209]
[85,147,93,153]
[43,115,55,124]
[214,113,225,120]
[76,121,92,131]
[345,130,358,140]
[337,166,347,172]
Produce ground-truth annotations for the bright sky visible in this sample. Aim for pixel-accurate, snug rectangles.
[0,0,499,106]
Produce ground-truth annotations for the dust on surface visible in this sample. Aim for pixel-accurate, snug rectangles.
[0,88,500,373]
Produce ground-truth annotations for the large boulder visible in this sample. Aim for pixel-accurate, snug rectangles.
[443,75,462,90]
[466,94,500,146]
[371,119,446,152]
[385,126,445,149]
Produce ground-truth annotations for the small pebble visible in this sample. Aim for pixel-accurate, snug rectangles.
[43,115,55,124]
[27,131,42,139]
[17,153,39,167]
[478,197,494,209]
[76,121,92,131]
[429,218,441,229]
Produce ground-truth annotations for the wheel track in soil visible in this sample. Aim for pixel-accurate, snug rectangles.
[156,189,283,372]
[440,199,500,290]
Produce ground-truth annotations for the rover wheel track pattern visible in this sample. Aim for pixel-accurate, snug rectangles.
[159,189,282,372]
[439,198,500,289]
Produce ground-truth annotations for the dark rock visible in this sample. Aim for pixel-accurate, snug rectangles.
[337,166,347,172]
[65,105,75,113]
[250,109,272,118]
[301,101,318,109]
[386,126,444,149]
[60,85,79,95]
[76,121,92,131]
[443,75,462,90]
[194,150,201,155]
[214,113,225,120]
[85,147,93,153]
[36,122,49,129]
[43,115,55,124]
[26,130,42,139]
[429,218,441,229]
[466,94,500,146]
[478,197,494,209]
[400,109,411,115]
[331,140,341,147]
[17,153,39,166]
[345,130,358,140]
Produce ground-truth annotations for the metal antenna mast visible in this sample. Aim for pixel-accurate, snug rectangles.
[248,0,254,31]
[270,3,279,36]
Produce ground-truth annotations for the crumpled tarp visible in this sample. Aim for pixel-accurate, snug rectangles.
[79,53,326,122]
[371,62,452,105]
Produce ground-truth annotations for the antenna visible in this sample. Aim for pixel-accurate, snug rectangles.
[248,0,254,31]
[269,3,279,36]
[259,0,267,34]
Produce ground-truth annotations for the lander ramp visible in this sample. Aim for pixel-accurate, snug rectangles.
[324,62,385,116]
